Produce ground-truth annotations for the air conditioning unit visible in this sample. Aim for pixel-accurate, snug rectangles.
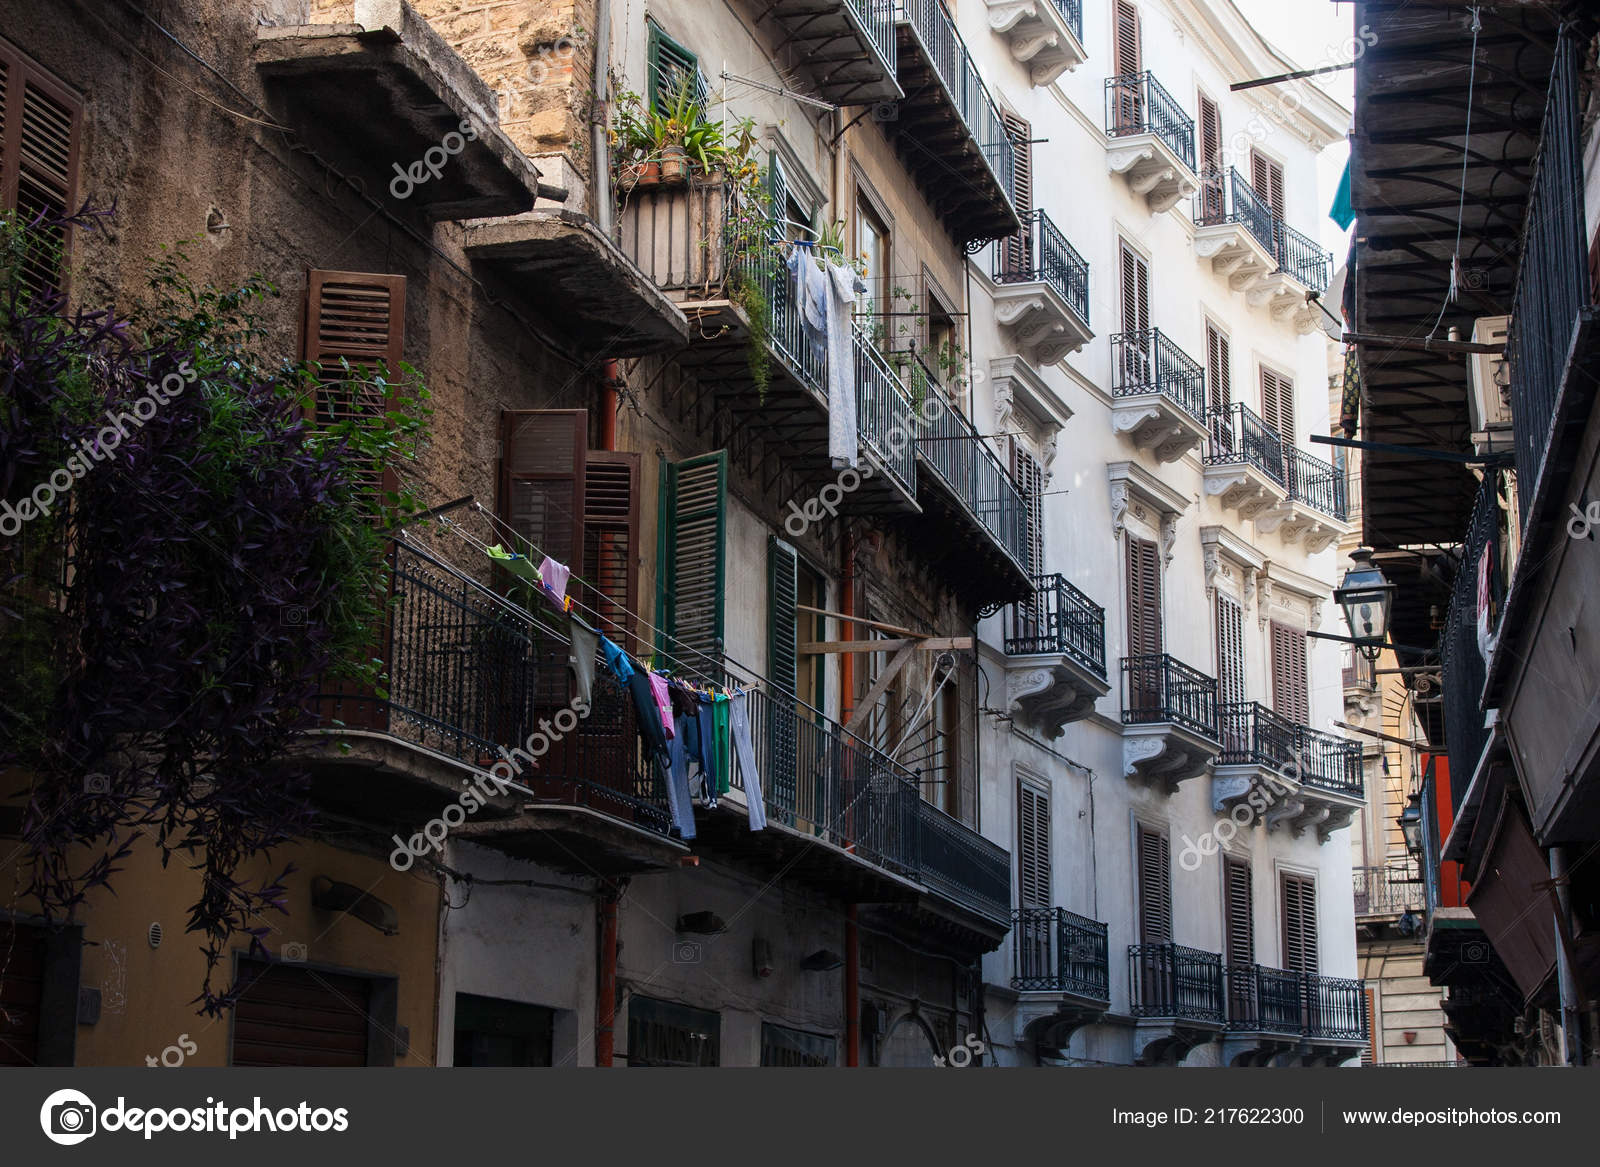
[1467,315,1512,449]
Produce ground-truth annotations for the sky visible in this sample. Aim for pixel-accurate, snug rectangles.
[1230,0,1358,257]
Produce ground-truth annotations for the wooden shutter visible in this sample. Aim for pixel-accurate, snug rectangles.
[648,24,705,111]
[1361,987,1378,1064]
[1002,112,1033,274]
[1012,446,1045,577]
[1199,94,1224,219]
[1119,243,1150,336]
[1224,856,1254,966]
[1136,822,1172,943]
[1251,151,1286,219]
[1281,873,1318,974]
[1216,593,1246,707]
[1260,366,1294,449]
[1206,324,1231,414]
[499,410,587,574]
[1125,535,1162,656]
[0,40,82,298]
[581,450,640,652]
[660,451,727,675]
[1114,1,1142,76]
[1018,780,1051,909]
[768,537,799,696]
[1270,621,1309,726]
[230,960,375,1067]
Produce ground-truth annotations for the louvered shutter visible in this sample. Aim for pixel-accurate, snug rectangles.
[1281,874,1318,973]
[1018,781,1051,909]
[1361,987,1378,1064]
[1260,367,1295,459]
[0,41,81,298]
[1224,857,1254,966]
[648,24,706,112]
[1013,446,1045,577]
[1126,536,1161,656]
[660,451,727,677]
[1137,823,1171,943]
[581,450,640,652]
[1114,1,1142,75]
[499,410,587,575]
[1206,324,1231,415]
[1001,112,1033,275]
[1120,244,1151,387]
[1111,3,1142,132]
[768,537,799,696]
[1270,621,1309,727]
[1251,152,1286,219]
[1199,94,1224,219]
[767,149,791,228]
[1216,594,1246,707]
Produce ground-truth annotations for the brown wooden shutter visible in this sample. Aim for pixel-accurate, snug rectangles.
[1137,822,1172,944]
[1252,152,1286,219]
[0,40,82,297]
[1018,781,1051,909]
[1199,94,1224,218]
[1002,111,1033,274]
[1224,856,1254,966]
[1260,366,1294,450]
[230,959,376,1067]
[1114,1,1142,76]
[1126,535,1162,657]
[1281,873,1318,973]
[1270,621,1309,726]
[1012,446,1045,577]
[1361,987,1378,1064]
[1119,243,1150,335]
[581,450,640,652]
[499,410,587,574]
[1206,324,1231,414]
[1216,593,1246,707]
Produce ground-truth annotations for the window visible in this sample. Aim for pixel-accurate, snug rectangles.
[231,959,399,1066]
[1125,535,1162,657]
[1280,873,1318,974]
[1001,111,1033,275]
[1260,365,1295,454]
[854,193,890,319]
[761,1023,835,1066]
[581,450,643,653]
[1018,779,1051,909]
[1111,1,1143,131]
[767,150,812,238]
[1251,151,1286,220]
[0,920,80,1066]
[647,24,706,112]
[657,451,728,678]
[454,994,554,1066]
[1119,243,1151,386]
[1013,446,1046,577]
[1223,856,1253,967]
[627,995,720,1066]
[1206,323,1231,415]
[1198,93,1224,217]
[1270,620,1309,727]
[795,562,826,716]
[0,38,82,299]
[1136,822,1172,943]
[1216,593,1246,707]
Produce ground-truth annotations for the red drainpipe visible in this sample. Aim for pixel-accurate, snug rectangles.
[600,359,619,451]
[841,530,860,1066]
[596,883,620,1066]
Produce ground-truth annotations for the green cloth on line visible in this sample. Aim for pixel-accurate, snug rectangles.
[486,543,542,587]
[1329,158,1355,230]
[713,693,732,795]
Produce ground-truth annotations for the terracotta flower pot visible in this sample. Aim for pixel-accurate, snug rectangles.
[636,159,661,186]
[659,146,688,182]
[616,162,643,191]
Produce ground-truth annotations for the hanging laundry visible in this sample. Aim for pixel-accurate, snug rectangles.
[627,669,669,761]
[539,555,571,605]
[568,615,599,706]
[726,691,767,832]
[601,636,634,684]
[787,243,829,370]
[664,711,696,840]
[712,692,732,797]
[695,693,719,807]
[825,262,861,469]
[486,543,542,588]
[647,672,675,741]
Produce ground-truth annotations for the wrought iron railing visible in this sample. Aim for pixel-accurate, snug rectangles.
[1295,723,1365,797]
[1013,907,1110,1000]
[1304,973,1368,1041]
[849,0,899,75]
[1285,446,1348,520]
[1111,328,1208,422]
[896,0,1018,208]
[734,224,826,393]
[856,327,918,498]
[1342,651,1376,691]
[1004,573,1107,679]
[1353,864,1427,918]
[1439,475,1499,786]
[1218,701,1298,771]
[1195,168,1276,252]
[1050,0,1083,41]
[1275,218,1333,293]
[1129,942,1225,1021]
[1122,653,1219,740]
[1225,966,1368,1041]
[1206,401,1286,486]
[1105,71,1196,171]
[917,800,1012,925]
[993,208,1090,324]
[1507,31,1590,532]
[914,361,1029,571]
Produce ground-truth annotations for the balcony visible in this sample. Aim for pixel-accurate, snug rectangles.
[1214,703,1364,842]
[891,0,1022,246]
[1224,965,1369,1064]
[1120,654,1220,792]
[1246,218,1334,334]
[1001,573,1110,736]
[991,209,1094,366]
[1129,942,1225,1063]
[765,0,903,104]
[1110,329,1209,462]
[1203,402,1288,520]
[1193,169,1279,291]
[1011,907,1110,1055]
[1257,447,1351,552]
[985,0,1087,88]
[909,363,1033,604]
[1105,72,1198,213]
[1353,864,1427,922]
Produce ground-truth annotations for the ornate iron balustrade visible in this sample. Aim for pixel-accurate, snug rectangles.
[1294,723,1364,797]
[855,327,918,498]
[1050,0,1082,40]
[1218,701,1298,771]
[1195,167,1276,252]
[1225,963,1306,1034]
[1105,71,1196,171]
[1285,446,1348,520]
[993,208,1090,324]
[1121,653,1219,740]
[914,362,1029,570]
[1342,651,1376,690]
[1508,32,1590,532]
[1111,328,1208,422]
[1206,401,1287,486]
[917,800,1012,925]
[1004,573,1107,679]
[1013,907,1110,999]
[1353,864,1427,918]
[733,222,826,393]
[1304,973,1368,1041]
[1274,218,1333,293]
[897,0,1018,208]
[1129,942,1225,1021]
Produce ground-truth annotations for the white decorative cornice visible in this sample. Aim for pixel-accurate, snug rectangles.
[1108,461,1193,539]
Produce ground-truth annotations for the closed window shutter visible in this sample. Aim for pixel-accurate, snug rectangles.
[1012,446,1045,577]
[1114,1,1142,76]
[1216,594,1246,706]
[1206,324,1231,414]
[1270,621,1309,726]
[1002,112,1033,274]
[1362,987,1378,1064]
[1120,243,1150,335]
[1251,152,1286,219]
[1126,535,1161,656]
[648,24,706,111]
[660,451,728,676]
[1018,781,1051,909]
[767,149,791,228]
[1281,874,1318,973]
[1199,94,1223,218]
[1260,367,1294,451]
[1224,857,1254,966]
[0,40,82,298]
[1137,822,1171,943]
[768,537,799,696]
[499,409,587,574]
[581,450,641,653]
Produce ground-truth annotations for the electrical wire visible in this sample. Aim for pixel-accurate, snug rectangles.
[1427,6,1483,341]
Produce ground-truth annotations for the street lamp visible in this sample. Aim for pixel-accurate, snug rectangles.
[1336,548,1397,662]
[1399,792,1423,856]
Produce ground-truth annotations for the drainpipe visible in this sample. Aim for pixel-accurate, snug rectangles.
[1552,847,1583,1065]
[589,0,612,236]
[841,529,859,1065]
[600,359,619,450]
[596,881,621,1066]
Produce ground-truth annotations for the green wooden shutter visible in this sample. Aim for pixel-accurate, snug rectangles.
[648,24,706,112]
[768,537,799,695]
[767,150,790,227]
[659,450,727,675]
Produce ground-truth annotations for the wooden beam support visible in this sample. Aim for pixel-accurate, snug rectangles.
[800,637,973,655]
[843,644,917,737]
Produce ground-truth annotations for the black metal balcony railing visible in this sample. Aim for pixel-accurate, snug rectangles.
[1304,973,1369,1041]
[1013,907,1110,1000]
[1439,475,1500,787]
[1275,219,1333,293]
[1206,401,1287,486]
[1195,168,1276,253]
[1295,723,1365,797]
[917,799,1012,924]
[733,222,826,393]
[1342,651,1376,690]
[1508,32,1590,531]
[1285,446,1348,521]
[1004,573,1107,679]
[1353,864,1427,918]
[856,327,919,498]
[914,361,1029,571]
[1050,0,1083,41]
[897,0,1017,208]
[1105,71,1196,172]
[994,208,1090,324]
[1129,942,1225,1021]
[1226,966,1369,1041]
[1217,701,1363,796]
[1122,653,1219,740]
[1111,328,1208,423]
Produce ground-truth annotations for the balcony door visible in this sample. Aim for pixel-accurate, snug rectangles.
[1001,112,1033,276]
[1136,822,1172,1009]
[1216,594,1247,755]
[1198,94,1224,218]
[1282,872,1319,1032]
[1013,445,1048,643]
[1270,621,1309,728]
[1112,0,1143,132]
[1017,778,1052,982]
[1260,367,1296,490]
[1224,857,1255,1021]
[1119,243,1152,386]
[1126,535,1162,713]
